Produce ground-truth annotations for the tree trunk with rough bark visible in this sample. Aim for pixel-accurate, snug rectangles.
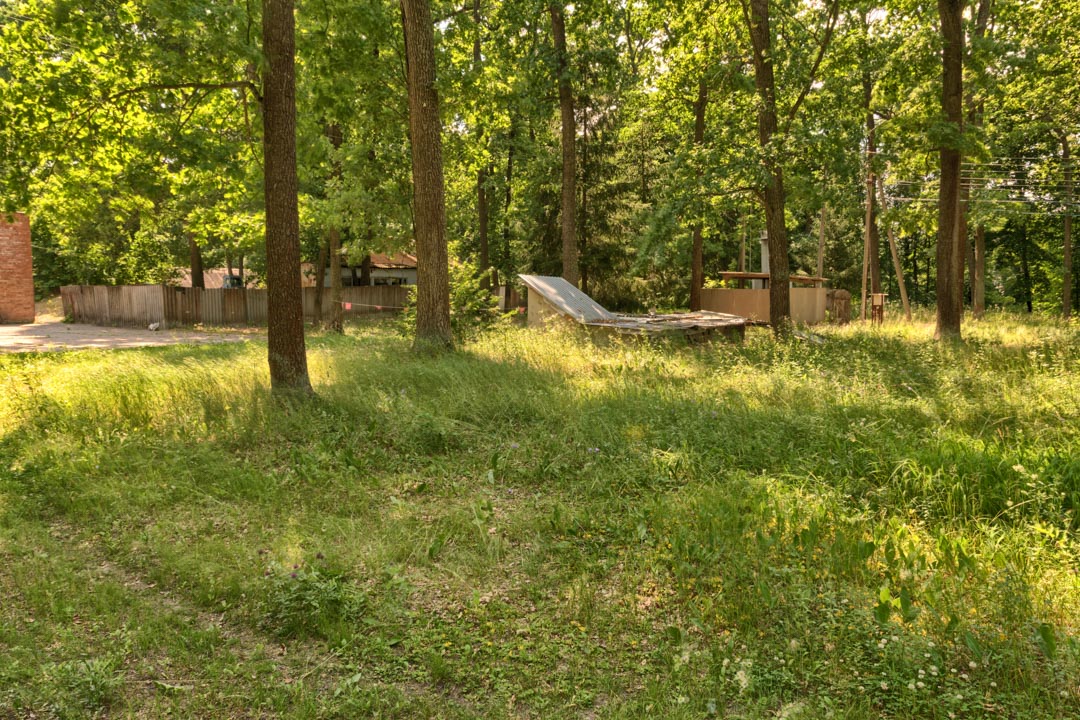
[1063,133,1073,318]
[935,0,965,340]
[973,225,986,317]
[967,0,992,317]
[329,227,343,332]
[746,0,791,332]
[402,0,453,349]
[690,78,708,312]
[549,3,579,287]
[502,121,515,307]
[864,72,881,294]
[473,0,491,289]
[360,254,371,286]
[325,123,345,334]
[262,0,312,392]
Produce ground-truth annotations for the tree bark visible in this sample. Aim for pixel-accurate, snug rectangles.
[502,121,515,306]
[581,105,590,296]
[329,226,343,332]
[690,78,708,312]
[1063,133,1073,318]
[188,233,205,289]
[864,72,881,294]
[262,0,311,392]
[973,224,986,317]
[935,0,965,340]
[402,0,453,348]
[877,183,912,320]
[1020,223,1033,313]
[549,3,579,286]
[746,0,791,332]
[358,254,371,286]
[325,123,345,334]
[967,0,992,317]
[473,0,491,290]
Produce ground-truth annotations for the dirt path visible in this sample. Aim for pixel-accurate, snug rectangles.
[0,321,260,353]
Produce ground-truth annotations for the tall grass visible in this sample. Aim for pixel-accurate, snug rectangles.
[1,315,1078,718]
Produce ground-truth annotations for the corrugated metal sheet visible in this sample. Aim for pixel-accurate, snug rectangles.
[518,275,614,323]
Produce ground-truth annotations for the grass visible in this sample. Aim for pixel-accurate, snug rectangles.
[1,311,1078,718]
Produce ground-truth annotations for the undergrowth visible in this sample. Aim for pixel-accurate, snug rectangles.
[0,312,1078,718]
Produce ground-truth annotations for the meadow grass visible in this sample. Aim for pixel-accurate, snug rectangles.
[1,312,1078,718]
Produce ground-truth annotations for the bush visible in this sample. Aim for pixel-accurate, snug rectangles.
[260,559,366,640]
[396,261,503,343]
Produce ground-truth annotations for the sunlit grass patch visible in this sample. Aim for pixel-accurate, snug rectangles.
[1,315,1079,718]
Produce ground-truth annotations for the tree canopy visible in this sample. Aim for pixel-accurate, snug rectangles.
[2,0,1077,331]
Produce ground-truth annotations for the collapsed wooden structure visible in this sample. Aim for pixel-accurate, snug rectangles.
[519,274,747,341]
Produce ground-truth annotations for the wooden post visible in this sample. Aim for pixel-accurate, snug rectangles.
[876,183,912,321]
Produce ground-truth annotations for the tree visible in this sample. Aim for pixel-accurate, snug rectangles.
[935,0,965,340]
[689,78,708,311]
[549,2,579,286]
[402,0,452,348]
[739,0,838,331]
[263,0,313,391]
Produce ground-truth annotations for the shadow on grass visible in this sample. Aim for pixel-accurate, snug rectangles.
[1,325,1077,718]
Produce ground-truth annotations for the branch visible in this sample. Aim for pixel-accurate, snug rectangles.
[780,0,839,136]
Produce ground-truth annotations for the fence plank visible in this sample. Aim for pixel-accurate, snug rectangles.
[58,285,409,327]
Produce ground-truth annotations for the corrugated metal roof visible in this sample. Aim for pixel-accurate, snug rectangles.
[518,275,615,323]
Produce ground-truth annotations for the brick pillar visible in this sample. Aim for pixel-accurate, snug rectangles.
[0,213,35,323]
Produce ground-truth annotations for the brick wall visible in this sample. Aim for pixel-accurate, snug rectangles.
[0,213,35,323]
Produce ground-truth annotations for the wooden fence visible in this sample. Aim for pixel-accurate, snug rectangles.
[61,285,409,329]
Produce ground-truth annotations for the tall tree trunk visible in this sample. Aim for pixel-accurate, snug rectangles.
[360,251,371,285]
[263,0,311,392]
[690,78,708,312]
[329,227,343,332]
[549,3,579,286]
[877,183,913,320]
[473,0,491,289]
[478,165,490,288]
[313,237,328,326]
[1020,223,1033,313]
[862,57,882,295]
[968,0,992,317]
[935,0,965,340]
[402,0,453,348]
[580,105,589,296]
[188,233,205,289]
[238,254,245,287]
[746,0,791,332]
[502,121,516,307]
[1063,133,1073,318]
[973,224,986,317]
[324,123,346,333]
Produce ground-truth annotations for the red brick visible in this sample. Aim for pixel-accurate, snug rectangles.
[0,213,35,323]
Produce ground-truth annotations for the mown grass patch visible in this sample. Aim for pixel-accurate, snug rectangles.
[1,313,1078,718]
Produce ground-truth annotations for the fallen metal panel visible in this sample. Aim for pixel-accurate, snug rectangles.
[518,274,615,323]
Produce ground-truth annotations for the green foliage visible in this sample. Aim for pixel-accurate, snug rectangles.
[260,558,367,640]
